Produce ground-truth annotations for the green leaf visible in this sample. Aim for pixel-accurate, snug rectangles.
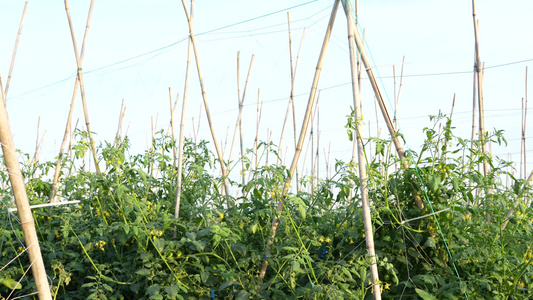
[136,269,151,276]
[0,277,22,290]
[165,286,181,298]
[424,237,436,248]
[415,289,438,300]
[102,284,113,292]
[236,290,251,300]
[427,175,441,194]
[298,203,306,220]
[251,223,258,234]
[218,280,235,291]
[124,223,130,235]
[200,270,209,283]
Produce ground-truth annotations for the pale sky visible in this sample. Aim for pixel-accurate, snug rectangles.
[1,0,533,178]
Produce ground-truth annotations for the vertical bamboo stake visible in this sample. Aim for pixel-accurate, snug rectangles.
[347,0,423,209]
[254,89,262,169]
[114,99,127,144]
[32,117,41,164]
[393,56,406,130]
[278,13,306,169]
[316,109,320,188]
[342,1,381,297]
[3,2,28,98]
[168,89,178,166]
[173,5,192,218]
[521,97,526,179]
[0,80,52,300]
[523,67,528,178]
[228,53,255,164]
[300,98,320,192]
[64,0,101,175]
[259,0,340,279]
[180,0,230,200]
[472,1,489,177]
[50,0,95,202]
[239,55,255,191]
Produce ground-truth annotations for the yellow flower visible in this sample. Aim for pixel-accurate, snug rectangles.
[219,213,224,220]
[384,283,391,290]
[95,240,106,251]
[319,237,325,242]
[325,237,332,243]
[465,214,470,220]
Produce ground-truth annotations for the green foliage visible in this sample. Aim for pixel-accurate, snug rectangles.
[1,113,532,299]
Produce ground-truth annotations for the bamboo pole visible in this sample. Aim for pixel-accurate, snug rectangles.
[523,67,528,178]
[64,0,101,175]
[180,0,230,200]
[278,13,306,168]
[300,97,320,191]
[316,109,320,189]
[472,1,490,177]
[393,56,406,130]
[50,0,95,202]
[254,89,262,170]
[3,2,28,98]
[168,88,177,164]
[228,53,255,164]
[0,79,52,300]
[259,0,340,279]
[32,117,41,165]
[239,55,255,191]
[342,1,381,297]
[346,1,422,209]
[114,99,127,145]
[173,4,193,218]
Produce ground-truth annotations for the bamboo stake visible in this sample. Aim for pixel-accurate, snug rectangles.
[507,68,531,229]
[342,1,381,297]
[168,88,178,166]
[180,0,230,200]
[347,0,423,209]
[50,0,95,202]
[239,55,255,191]
[32,117,41,165]
[228,53,255,164]
[521,97,526,179]
[222,127,230,159]
[316,109,320,188]
[393,56,406,130]
[278,13,306,165]
[254,89,262,170]
[4,2,28,98]
[0,78,52,300]
[523,67,528,178]
[115,99,127,144]
[472,1,490,177]
[259,0,340,279]
[300,99,319,191]
[266,129,272,166]
[64,0,101,175]
[173,0,193,220]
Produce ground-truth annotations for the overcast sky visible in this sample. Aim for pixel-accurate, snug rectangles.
[1,0,532,178]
